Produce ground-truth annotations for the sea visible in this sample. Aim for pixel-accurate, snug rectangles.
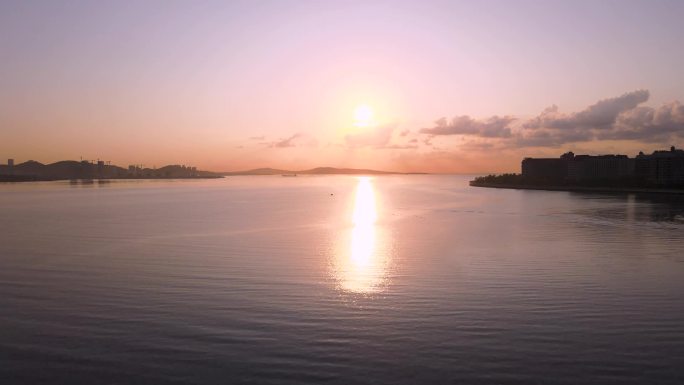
[1,175,683,384]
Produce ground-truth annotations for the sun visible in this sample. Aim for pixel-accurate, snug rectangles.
[353,104,374,127]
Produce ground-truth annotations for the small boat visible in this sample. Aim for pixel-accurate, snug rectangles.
[281,174,297,177]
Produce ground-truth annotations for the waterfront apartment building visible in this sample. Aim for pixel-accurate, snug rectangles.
[635,146,684,185]
[566,154,634,181]
[521,147,683,186]
[521,157,567,180]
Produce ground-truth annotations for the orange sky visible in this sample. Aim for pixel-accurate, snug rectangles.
[1,1,683,173]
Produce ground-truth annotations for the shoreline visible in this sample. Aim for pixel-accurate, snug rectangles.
[0,176,224,183]
[469,181,684,195]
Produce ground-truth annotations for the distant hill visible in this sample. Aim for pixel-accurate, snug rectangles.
[0,160,221,180]
[2,160,424,181]
[224,168,292,175]
[223,167,424,176]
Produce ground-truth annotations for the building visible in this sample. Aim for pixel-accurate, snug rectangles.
[521,157,567,180]
[522,151,635,182]
[522,147,684,186]
[7,159,14,175]
[128,165,140,176]
[635,146,684,186]
[566,154,634,181]
[522,152,634,182]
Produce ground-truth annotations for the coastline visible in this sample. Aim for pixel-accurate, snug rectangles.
[0,176,224,183]
[469,181,684,195]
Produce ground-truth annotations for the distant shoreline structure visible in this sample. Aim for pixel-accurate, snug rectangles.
[471,146,684,195]
[0,159,222,182]
[0,160,427,182]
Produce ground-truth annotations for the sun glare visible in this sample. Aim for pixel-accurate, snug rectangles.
[353,104,374,127]
[332,177,391,294]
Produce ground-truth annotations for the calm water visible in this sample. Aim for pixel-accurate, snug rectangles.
[1,175,683,384]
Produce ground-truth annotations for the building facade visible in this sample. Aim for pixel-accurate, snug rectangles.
[635,146,684,186]
[522,147,684,186]
[566,154,634,181]
[521,158,567,180]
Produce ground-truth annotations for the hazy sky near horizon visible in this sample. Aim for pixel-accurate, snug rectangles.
[2,0,684,172]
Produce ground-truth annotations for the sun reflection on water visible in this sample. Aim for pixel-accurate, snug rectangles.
[333,177,391,294]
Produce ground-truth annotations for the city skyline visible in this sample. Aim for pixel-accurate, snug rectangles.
[2,0,684,173]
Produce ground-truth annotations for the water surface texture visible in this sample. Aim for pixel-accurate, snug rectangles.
[1,175,683,384]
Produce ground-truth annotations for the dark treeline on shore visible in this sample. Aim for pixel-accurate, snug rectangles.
[0,159,222,182]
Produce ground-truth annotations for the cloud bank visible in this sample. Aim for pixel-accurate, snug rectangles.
[421,90,684,148]
[421,116,515,138]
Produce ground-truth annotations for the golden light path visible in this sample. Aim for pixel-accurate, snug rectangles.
[334,177,391,294]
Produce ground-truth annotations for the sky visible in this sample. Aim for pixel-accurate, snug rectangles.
[1,0,683,173]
